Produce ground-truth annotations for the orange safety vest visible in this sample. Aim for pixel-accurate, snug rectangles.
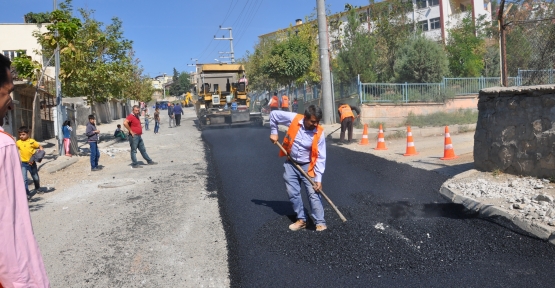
[270,95,279,108]
[281,95,289,108]
[279,114,324,178]
[338,104,354,123]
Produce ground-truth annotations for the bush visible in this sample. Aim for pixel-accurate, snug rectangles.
[405,109,478,127]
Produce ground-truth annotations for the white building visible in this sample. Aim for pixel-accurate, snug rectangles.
[260,0,492,47]
[0,23,55,78]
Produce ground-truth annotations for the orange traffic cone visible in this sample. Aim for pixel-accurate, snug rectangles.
[440,126,458,160]
[375,124,387,150]
[403,126,418,156]
[359,124,370,145]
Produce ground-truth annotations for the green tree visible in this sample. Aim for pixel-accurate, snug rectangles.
[446,13,488,77]
[394,36,449,83]
[369,0,414,82]
[169,67,181,96]
[333,7,377,83]
[178,71,191,93]
[260,35,313,87]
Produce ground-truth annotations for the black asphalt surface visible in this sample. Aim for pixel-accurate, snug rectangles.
[202,126,555,287]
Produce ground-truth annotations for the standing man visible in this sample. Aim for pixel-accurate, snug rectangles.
[292,98,299,113]
[154,107,161,134]
[123,105,158,168]
[86,114,101,171]
[0,54,50,287]
[337,103,361,144]
[173,103,184,126]
[281,94,289,111]
[268,92,279,111]
[269,105,327,231]
[167,103,175,128]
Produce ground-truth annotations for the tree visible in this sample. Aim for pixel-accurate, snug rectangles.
[369,0,414,82]
[394,36,449,83]
[260,34,313,87]
[178,72,191,93]
[333,7,377,83]
[169,67,181,96]
[33,5,134,105]
[445,13,488,77]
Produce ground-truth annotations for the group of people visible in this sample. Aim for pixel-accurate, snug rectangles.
[261,92,299,113]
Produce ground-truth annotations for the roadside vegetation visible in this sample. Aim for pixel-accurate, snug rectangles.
[405,109,478,128]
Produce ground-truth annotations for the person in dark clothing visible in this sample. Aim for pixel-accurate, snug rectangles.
[337,103,361,144]
[167,103,175,128]
[292,98,299,113]
[173,103,184,126]
[85,115,101,171]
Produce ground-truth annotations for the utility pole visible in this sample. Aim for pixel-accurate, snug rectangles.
[214,26,235,63]
[316,0,334,124]
[498,0,509,87]
[54,0,63,155]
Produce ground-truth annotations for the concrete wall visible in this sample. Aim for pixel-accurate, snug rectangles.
[360,95,478,126]
[474,85,555,177]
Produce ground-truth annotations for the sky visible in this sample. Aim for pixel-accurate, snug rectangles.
[0,0,370,77]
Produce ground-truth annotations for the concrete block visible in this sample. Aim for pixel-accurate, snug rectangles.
[46,157,79,174]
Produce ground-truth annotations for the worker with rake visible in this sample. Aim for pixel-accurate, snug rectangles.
[269,105,327,231]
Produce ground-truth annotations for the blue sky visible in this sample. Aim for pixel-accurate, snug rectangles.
[1,0,370,77]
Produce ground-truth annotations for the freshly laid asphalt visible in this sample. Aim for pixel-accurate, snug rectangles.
[202,126,555,287]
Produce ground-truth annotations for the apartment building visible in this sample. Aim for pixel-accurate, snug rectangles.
[260,0,492,47]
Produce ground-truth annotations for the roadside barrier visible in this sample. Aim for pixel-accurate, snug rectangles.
[375,124,387,150]
[359,124,370,145]
[403,126,418,156]
[440,126,458,160]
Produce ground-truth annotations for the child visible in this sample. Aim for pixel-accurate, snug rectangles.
[114,124,127,140]
[62,120,72,156]
[154,108,160,134]
[144,113,150,131]
[16,126,43,199]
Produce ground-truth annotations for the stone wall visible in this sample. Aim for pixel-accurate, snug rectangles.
[474,85,555,177]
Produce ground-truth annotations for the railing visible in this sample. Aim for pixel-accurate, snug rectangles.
[249,71,555,105]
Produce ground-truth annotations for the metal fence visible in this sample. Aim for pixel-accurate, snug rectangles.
[249,70,555,106]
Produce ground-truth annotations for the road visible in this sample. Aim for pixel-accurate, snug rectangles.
[202,126,555,287]
[31,109,229,287]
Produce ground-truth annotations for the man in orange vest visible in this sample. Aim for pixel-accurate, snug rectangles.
[337,103,361,144]
[268,92,280,111]
[269,105,327,231]
[281,94,289,111]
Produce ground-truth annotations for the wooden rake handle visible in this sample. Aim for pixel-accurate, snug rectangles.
[274,142,347,222]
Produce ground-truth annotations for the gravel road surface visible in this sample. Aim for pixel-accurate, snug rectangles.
[202,126,555,287]
[30,109,229,287]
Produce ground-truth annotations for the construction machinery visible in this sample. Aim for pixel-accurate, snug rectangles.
[194,63,262,128]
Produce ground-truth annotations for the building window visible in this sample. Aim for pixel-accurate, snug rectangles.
[430,17,441,30]
[418,20,429,31]
[429,0,439,6]
[2,50,26,61]
[359,12,368,23]
[416,0,427,9]
[331,40,342,51]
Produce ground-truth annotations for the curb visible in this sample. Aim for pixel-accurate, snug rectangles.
[439,169,555,245]
[45,157,79,174]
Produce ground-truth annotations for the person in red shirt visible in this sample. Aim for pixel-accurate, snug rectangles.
[123,105,158,168]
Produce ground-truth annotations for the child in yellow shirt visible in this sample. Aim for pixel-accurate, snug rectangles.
[16,126,43,199]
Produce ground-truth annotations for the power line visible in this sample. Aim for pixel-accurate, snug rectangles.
[221,0,240,26]
[235,0,264,46]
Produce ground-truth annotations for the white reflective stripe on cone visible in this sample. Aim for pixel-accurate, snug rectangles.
[407,132,412,136]
[378,138,384,142]
[445,144,453,149]
[362,135,368,138]
[407,142,414,147]
[445,133,450,137]
[379,130,383,133]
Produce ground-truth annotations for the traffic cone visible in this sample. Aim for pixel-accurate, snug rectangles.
[403,126,418,156]
[359,124,369,145]
[440,126,458,160]
[375,124,387,150]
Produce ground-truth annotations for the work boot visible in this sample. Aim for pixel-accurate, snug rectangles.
[316,224,327,232]
[288,220,306,231]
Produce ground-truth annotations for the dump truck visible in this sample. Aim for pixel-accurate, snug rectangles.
[194,63,262,128]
